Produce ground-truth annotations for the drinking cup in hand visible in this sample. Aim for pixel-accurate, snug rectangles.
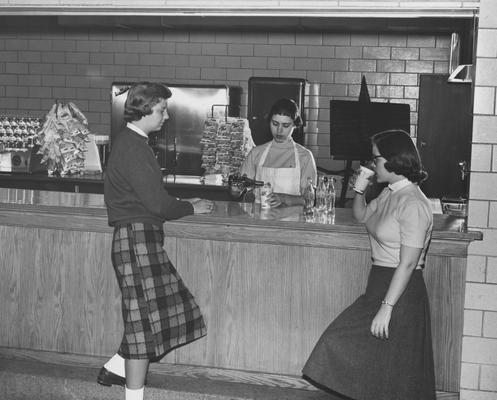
[353,166,375,194]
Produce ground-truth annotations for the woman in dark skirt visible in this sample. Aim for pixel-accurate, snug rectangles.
[99,82,213,400]
[303,129,436,400]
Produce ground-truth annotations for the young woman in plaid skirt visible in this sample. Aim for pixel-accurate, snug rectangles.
[100,82,213,400]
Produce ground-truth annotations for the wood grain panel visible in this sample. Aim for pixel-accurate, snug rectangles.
[0,190,477,394]
[0,226,122,356]
[164,239,371,375]
[424,255,466,392]
[0,226,21,348]
[0,223,467,391]
[160,238,464,391]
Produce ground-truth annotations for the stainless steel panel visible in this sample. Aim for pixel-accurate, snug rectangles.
[111,82,238,176]
[162,85,230,175]
[247,77,306,145]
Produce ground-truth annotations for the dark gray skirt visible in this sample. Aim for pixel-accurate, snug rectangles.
[111,223,206,361]
[302,265,436,400]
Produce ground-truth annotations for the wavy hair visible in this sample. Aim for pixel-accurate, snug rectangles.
[123,82,172,122]
[266,98,303,127]
[372,129,428,183]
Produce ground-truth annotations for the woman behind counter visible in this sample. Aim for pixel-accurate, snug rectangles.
[303,129,436,400]
[240,98,317,207]
[99,82,212,400]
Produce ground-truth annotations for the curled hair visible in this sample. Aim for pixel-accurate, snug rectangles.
[266,98,303,127]
[372,129,428,183]
[124,82,172,122]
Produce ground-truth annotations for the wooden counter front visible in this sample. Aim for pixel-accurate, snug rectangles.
[0,188,481,393]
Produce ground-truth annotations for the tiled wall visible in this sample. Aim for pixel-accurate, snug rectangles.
[463,0,497,399]
[0,24,451,171]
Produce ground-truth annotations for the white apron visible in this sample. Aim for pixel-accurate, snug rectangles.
[254,141,301,201]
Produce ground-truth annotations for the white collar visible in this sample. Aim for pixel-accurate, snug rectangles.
[388,178,411,192]
[127,122,148,138]
[271,138,295,148]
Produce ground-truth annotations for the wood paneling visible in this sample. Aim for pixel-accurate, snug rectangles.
[0,226,123,355]
[0,226,466,391]
[0,226,21,348]
[163,240,371,374]
[0,189,480,393]
[424,255,466,392]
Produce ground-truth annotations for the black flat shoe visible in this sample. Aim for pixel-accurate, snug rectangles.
[97,367,126,387]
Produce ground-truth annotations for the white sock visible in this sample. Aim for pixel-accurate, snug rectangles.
[103,353,125,377]
[125,386,144,400]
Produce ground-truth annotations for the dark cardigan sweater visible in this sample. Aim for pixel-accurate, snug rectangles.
[104,127,194,227]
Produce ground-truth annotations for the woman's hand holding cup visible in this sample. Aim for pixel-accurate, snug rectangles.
[351,166,375,194]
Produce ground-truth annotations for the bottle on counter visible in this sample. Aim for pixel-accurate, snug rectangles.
[303,177,315,215]
[315,175,327,211]
[325,176,336,215]
[260,182,272,209]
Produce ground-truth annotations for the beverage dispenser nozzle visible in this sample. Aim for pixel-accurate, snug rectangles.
[228,173,264,198]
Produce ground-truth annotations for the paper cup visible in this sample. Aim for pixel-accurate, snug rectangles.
[353,166,375,193]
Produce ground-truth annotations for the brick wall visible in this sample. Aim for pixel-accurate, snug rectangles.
[0,24,451,171]
[463,0,497,399]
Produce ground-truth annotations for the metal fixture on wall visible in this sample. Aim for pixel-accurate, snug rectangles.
[448,33,473,83]
[448,10,477,83]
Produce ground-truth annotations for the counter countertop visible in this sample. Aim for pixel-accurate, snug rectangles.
[0,188,482,244]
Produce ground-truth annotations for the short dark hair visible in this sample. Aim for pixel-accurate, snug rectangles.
[266,98,303,127]
[372,129,428,183]
[124,82,172,122]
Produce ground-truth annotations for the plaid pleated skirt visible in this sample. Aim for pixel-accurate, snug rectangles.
[111,223,206,360]
[303,265,436,400]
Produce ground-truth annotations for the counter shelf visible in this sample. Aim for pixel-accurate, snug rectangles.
[0,171,235,200]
